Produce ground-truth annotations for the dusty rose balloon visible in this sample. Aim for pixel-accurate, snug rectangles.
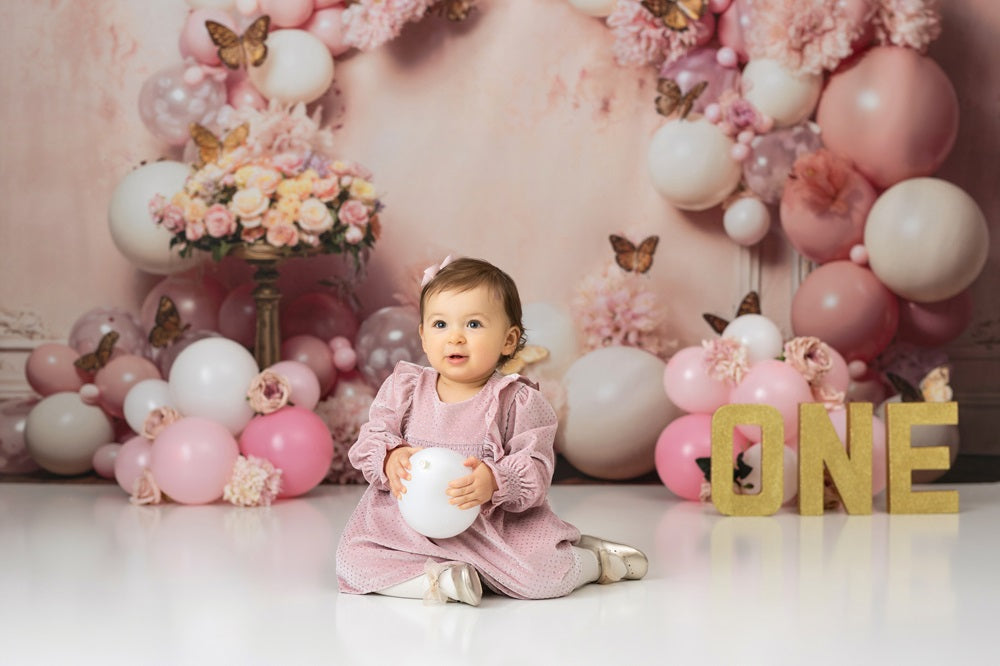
[178,8,235,66]
[780,149,877,263]
[141,275,226,335]
[281,335,337,397]
[138,62,227,145]
[655,413,749,501]
[660,48,741,115]
[743,122,822,204]
[716,0,752,62]
[0,398,41,475]
[304,7,351,56]
[68,307,149,360]
[150,417,240,504]
[267,360,321,411]
[864,178,990,303]
[114,436,154,495]
[94,355,162,419]
[281,292,359,343]
[791,261,899,363]
[25,343,85,396]
[218,283,257,349]
[896,290,974,348]
[816,47,959,189]
[92,443,122,479]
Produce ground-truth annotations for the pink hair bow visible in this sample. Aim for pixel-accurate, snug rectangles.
[421,255,453,288]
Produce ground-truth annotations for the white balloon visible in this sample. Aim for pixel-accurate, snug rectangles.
[739,443,799,505]
[108,161,204,275]
[561,346,681,480]
[647,116,742,211]
[168,338,260,435]
[722,314,784,363]
[864,178,989,303]
[24,392,114,475]
[521,302,579,379]
[875,395,959,483]
[123,378,175,434]
[741,58,822,128]
[567,0,617,16]
[248,30,334,104]
[398,448,480,538]
[723,196,771,246]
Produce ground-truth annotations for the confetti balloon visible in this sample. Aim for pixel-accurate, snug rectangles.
[742,123,822,204]
[355,306,427,388]
[138,62,226,146]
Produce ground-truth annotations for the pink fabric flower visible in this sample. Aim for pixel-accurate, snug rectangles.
[813,383,846,411]
[338,199,370,228]
[701,337,750,386]
[314,380,376,485]
[874,0,941,52]
[224,455,282,507]
[746,0,864,76]
[130,469,163,505]
[246,370,291,414]
[606,0,704,68]
[204,203,237,238]
[783,336,834,384]
[919,365,952,402]
[786,149,859,216]
[142,406,181,440]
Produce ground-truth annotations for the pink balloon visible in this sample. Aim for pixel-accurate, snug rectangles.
[304,7,351,56]
[25,343,85,396]
[281,292,359,343]
[731,359,815,446]
[239,406,334,498]
[281,335,337,397]
[823,347,850,395]
[178,9,235,66]
[791,261,899,363]
[92,443,122,479]
[332,346,357,373]
[716,0,751,62]
[114,436,153,495]
[151,417,240,504]
[816,47,959,189]
[267,360,321,411]
[896,289,974,348]
[826,408,887,496]
[226,74,267,111]
[94,355,162,419]
[660,48,741,115]
[780,149,877,263]
[708,0,733,11]
[260,0,314,27]
[141,275,226,334]
[654,413,749,501]
[218,283,257,349]
[663,346,731,414]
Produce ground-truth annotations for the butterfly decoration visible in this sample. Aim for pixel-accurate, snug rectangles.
[189,122,250,167]
[74,331,120,375]
[148,296,191,349]
[885,372,923,403]
[500,345,549,376]
[703,291,761,335]
[655,78,707,120]
[695,452,755,491]
[641,0,708,31]
[431,0,475,21]
[205,15,270,70]
[609,234,659,274]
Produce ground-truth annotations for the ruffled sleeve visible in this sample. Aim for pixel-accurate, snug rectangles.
[481,378,558,513]
[348,361,421,490]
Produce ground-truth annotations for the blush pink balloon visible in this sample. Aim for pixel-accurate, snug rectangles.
[731,359,815,446]
[141,275,226,334]
[816,46,959,189]
[226,75,267,111]
[281,292,359,343]
[94,355,163,419]
[151,417,240,504]
[663,346,731,414]
[281,335,337,397]
[716,0,751,62]
[654,413,750,501]
[179,8,235,66]
[92,443,122,479]
[114,436,153,495]
[218,283,257,349]
[823,346,850,395]
[826,408,887,496]
[267,360,321,411]
[25,343,85,396]
[239,406,334,498]
[791,261,899,363]
[896,289,974,348]
[260,0,314,27]
[332,346,357,373]
[304,7,351,56]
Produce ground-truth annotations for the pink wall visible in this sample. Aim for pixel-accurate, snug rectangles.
[0,1,997,450]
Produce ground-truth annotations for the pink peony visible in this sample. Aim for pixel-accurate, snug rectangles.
[783,336,834,384]
[246,370,291,414]
[223,455,282,507]
[746,0,864,76]
[702,337,750,386]
[874,0,941,52]
[185,219,206,242]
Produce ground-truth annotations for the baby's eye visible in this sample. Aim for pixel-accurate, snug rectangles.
[467,320,482,329]
[432,320,446,329]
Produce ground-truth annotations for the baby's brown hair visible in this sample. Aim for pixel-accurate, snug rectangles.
[419,257,526,366]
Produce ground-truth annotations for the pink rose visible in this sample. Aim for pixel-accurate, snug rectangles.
[247,370,291,414]
[298,198,334,233]
[185,219,206,242]
[142,406,181,440]
[338,199,370,228]
[204,203,237,238]
[272,152,306,176]
[241,226,266,243]
[266,222,299,248]
[158,204,187,234]
[783,336,834,385]
[312,176,341,202]
[130,469,163,505]
[344,225,364,245]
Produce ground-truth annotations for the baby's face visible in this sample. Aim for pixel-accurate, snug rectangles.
[419,285,519,392]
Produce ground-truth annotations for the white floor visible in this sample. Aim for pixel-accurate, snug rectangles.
[1,481,996,666]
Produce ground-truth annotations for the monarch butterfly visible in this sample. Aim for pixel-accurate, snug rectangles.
[609,235,659,274]
[74,331,119,374]
[148,296,191,349]
[205,15,270,70]
[703,291,761,335]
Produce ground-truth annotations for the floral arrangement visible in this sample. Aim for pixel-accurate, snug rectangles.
[149,102,382,263]
[343,0,480,51]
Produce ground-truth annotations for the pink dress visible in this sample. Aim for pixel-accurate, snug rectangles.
[336,361,583,599]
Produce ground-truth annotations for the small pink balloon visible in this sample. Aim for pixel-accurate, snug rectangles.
[314,0,344,7]
[731,359,815,446]
[731,144,749,161]
[25,343,85,396]
[709,0,733,13]
[114,436,153,495]
[826,408,887,496]
[847,360,868,380]
[281,292,359,344]
[267,360,321,411]
[95,355,162,419]
[663,346,731,414]
[716,46,738,68]
[151,417,240,504]
[141,275,226,335]
[329,336,352,351]
[218,283,257,349]
[179,9,235,66]
[896,289,974,348]
[260,0,314,27]
[716,0,751,62]
[849,244,869,265]
[281,335,337,397]
[655,413,749,501]
[304,7,351,56]
[79,383,102,406]
[92,443,122,479]
[226,75,267,111]
[332,347,357,373]
[239,406,334,498]
[235,0,259,15]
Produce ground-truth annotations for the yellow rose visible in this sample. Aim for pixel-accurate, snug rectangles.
[243,167,283,195]
[172,192,207,223]
[276,176,312,201]
[349,179,377,203]
[276,195,301,221]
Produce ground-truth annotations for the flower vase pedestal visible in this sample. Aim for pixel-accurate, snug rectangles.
[230,245,286,370]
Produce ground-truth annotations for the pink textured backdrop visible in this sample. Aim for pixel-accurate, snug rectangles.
[0,1,997,449]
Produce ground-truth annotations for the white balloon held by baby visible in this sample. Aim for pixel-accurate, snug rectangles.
[397,447,480,539]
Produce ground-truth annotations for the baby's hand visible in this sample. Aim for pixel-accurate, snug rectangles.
[446,457,498,510]
[385,446,422,499]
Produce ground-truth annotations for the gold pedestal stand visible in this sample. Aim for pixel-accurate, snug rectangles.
[231,245,285,369]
